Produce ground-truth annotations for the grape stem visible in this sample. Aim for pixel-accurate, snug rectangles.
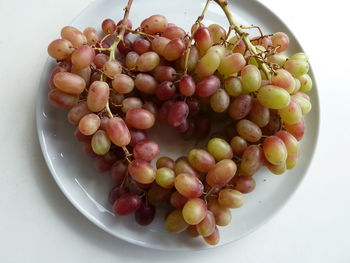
[107,0,134,61]
[213,0,272,80]
[126,28,156,39]
[183,0,212,75]
[204,187,215,201]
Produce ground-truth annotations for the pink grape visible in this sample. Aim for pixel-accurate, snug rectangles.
[206,159,237,187]
[103,61,122,79]
[229,94,252,120]
[271,69,295,93]
[141,14,168,34]
[129,128,148,147]
[106,117,131,147]
[196,211,216,237]
[262,136,288,165]
[133,140,160,161]
[67,101,91,125]
[133,38,152,54]
[207,199,231,226]
[151,36,170,56]
[136,51,160,72]
[121,97,143,113]
[203,226,220,246]
[110,160,128,185]
[128,159,156,184]
[194,27,213,52]
[179,75,196,97]
[208,24,226,44]
[53,72,86,95]
[47,39,74,60]
[135,73,157,94]
[163,38,186,61]
[162,26,186,40]
[167,102,189,127]
[188,149,215,173]
[156,156,175,169]
[231,176,256,193]
[271,32,289,53]
[196,75,220,98]
[284,118,305,141]
[112,74,135,94]
[153,65,176,83]
[83,27,99,45]
[174,173,204,198]
[240,145,263,175]
[61,26,87,48]
[87,81,110,112]
[113,193,141,216]
[78,113,100,136]
[102,18,116,34]
[125,108,155,130]
[71,45,95,69]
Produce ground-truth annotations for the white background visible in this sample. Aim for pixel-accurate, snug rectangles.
[0,0,349,262]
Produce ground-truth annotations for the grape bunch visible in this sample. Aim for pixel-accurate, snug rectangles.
[46,0,313,246]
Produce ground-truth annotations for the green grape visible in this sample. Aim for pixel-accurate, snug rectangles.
[182,198,207,225]
[194,52,221,78]
[207,138,233,161]
[230,136,248,157]
[289,52,308,62]
[218,189,244,208]
[210,89,230,113]
[257,85,291,109]
[297,74,313,93]
[206,45,226,60]
[267,53,287,67]
[278,99,302,124]
[284,59,309,77]
[206,159,237,187]
[224,77,242,97]
[91,130,111,155]
[292,94,312,115]
[208,24,226,44]
[241,65,262,93]
[155,167,175,188]
[263,136,288,165]
[165,209,189,233]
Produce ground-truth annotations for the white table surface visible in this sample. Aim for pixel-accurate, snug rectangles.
[0,0,349,262]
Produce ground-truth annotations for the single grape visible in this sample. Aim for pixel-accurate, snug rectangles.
[103,60,122,79]
[141,14,168,34]
[236,119,262,142]
[147,184,172,205]
[135,73,157,94]
[267,53,287,67]
[133,140,160,161]
[248,99,270,127]
[174,173,204,198]
[227,36,246,54]
[218,53,246,76]
[182,198,207,225]
[263,136,288,165]
[162,26,186,40]
[231,175,256,193]
[165,209,189,233]
[156,167,175,188]
[174,159,198,177]
[128,159,156,184]
[206,45,226,59]
[61,26,87,48]
[133,38,152,54]
[167,102,189,127]
[136,51,160,72]
[125,108,155,130]
[271,32,289,53]
[230,136,248,157]
[271,69,295,94]
[71,45,95,69]
[102,18,116,34]
[257,85,291,109]
[112,74,134,94]
[207,138,233,161]
[187,225,200,237]
[106,117,131,147]
[53,72,86,95]
[135,201,156,226]
[229,94,252,120]
[156,81,176,100]
[83,27,99,45]
[153,65,176,83]
[179,75,196,97]
[188,149,215,173]
[284,59,309,77]
[156,156,175,169]
[158,101,174,123]
[203,226,220,246]
[110,160,128,185]
[266,161,287,175]
[78,113,100,136]
[284,118,305,141]
[195,52,221,78]
[206,159,237,187]
[121,97,143,113]
[241,65,262,93]
[91,130,111,155]
[208,24,226,44]
[278,99,303,124]
[113,193,141,216]
[74,127,91,142]
[196,75,220,98]
[163,38,186,61]
[240,145,263,175]
[292,93,312,115]
[218,189,243,209]
[194,27,213,52]
[187,97,200,117]
[87,81,110,112]
[209,88,230,113]
[125,51,139,70]
[224,77,242,97]
[47,39,74,60]
[261,110,281,136]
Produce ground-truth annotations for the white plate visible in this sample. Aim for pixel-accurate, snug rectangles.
[36,0,320,251]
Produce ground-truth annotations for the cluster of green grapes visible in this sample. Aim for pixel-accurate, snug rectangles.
[46,0,313,246]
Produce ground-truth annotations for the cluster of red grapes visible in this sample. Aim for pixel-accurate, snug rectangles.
[46,0,312,246]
